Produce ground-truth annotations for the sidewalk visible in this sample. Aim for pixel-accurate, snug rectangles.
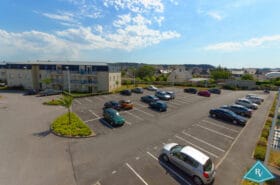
[213,93,275,185]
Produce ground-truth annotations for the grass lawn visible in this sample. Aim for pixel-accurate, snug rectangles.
[43,99,61,105]
[51,112,94,137]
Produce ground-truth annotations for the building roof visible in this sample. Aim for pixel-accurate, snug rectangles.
[5,60,108,66]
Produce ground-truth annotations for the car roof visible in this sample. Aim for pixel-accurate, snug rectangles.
[105,108,117,113]
[181,146,209,165]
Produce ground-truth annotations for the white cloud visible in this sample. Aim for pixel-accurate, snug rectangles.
[207,11,223,21]
[42,11,75,22]
[154,16,164,26]
[104,0,164,13]
[169,0,179,6]
[205,35,280,51]
[113,14,132,27]
[0,29,79,60]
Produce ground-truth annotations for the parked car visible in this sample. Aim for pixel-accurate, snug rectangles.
[166,91,176,99]
[120,89,132,96]
[131,87,144,94]
[246,94,264,102]
[161,143,216,185]
[264,89,270,94]
[37,89,62,96]
[146,85,158,91]
[245,96,262,105]
[220,104,253,118]
[119,100,133,110]
[198,90,211,97]
[141,95,159,103]
[103,101,121,110]
[209,108,247,126]
[235,98,258,110]
[24,89,38,95]
[149,100,167,112]
[208,88,221,94]
[103,108,125,126]
[155,91,171,100]
[184,88,197,94]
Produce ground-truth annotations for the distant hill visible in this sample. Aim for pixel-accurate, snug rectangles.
[184,64,215,69]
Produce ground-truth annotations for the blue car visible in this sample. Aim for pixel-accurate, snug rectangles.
[141,95,159,103]
[149,101,167,112]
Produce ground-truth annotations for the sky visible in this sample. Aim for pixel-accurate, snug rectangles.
[0,0,280,68]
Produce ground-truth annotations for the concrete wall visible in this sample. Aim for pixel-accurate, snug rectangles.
[108,72,121,92]
[225,79,257,89]
[0,68,7,82]
[167,68,192,83]
[97,72,109,92]
[6,69,33,89]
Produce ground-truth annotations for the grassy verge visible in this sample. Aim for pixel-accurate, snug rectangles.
[0,86,8,90]
[242,94,279,185]
[51,112,93,137]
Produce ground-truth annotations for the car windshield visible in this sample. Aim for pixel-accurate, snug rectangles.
[203,159,213,171]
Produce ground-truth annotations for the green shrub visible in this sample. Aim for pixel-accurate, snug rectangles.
[51,112,92,137]
[43,99,61,105]
[257,137,267,147]
[261,128,270,139]
[254,145,266,161]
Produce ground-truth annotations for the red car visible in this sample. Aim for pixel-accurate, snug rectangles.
[198,90,211,97]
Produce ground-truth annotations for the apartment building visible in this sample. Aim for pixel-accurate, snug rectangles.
[0,63,6,82]
[1,61,121,93]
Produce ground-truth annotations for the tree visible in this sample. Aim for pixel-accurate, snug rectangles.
[241,74,254,80]
[41,78,52,88]
[135,65,156,80]
[210,66,231,80]
[58,95,73,125]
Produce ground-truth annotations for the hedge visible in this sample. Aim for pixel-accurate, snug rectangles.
[254,145,266,161]
[51,112,92,137]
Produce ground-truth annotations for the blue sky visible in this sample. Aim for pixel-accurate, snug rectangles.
[0,0,279,68]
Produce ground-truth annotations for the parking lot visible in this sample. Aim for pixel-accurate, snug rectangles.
[0,88,273,185]
[69,87,272,185]
[72,87,233,136]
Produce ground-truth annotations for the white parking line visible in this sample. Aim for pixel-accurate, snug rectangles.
[126,121,132,125]
[168,101,181,106]
[182,131,225,152]
[89,110,100,118]
[95,96,103,101]
[175,135,218,158]
[126,163,149,185]
[133,108,154,117]
[146,152,192,185]
[85,98,92,103]
[196,124,234,140]
[74,99,82,105]
[216,117,250,169]
[134,102,147,108]
[124,111,144,120]
[84,117,100,123]
[201,119,239,133]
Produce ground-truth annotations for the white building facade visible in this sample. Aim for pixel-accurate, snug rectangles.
[1,61,121,93]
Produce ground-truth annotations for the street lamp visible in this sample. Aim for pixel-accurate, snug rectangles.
[65,66,71,94]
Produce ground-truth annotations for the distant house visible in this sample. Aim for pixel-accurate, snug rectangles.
[231,70,245,78]
[167,66,192,83]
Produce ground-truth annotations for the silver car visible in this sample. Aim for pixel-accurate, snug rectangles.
[235,98,258,110]
[161,143,215,185]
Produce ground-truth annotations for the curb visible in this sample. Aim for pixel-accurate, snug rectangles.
[50,126,96,139]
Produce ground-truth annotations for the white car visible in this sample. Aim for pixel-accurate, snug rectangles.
[161,143,215,185]
[146,85,158,91]
[235,98,258,110]
[246,94,264,102]
[245,96,262,105]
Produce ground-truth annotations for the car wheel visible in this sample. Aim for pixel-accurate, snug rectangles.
[162,154,169,162]
[159,108,162,112]
[211,114,216,118]
[193,176,203,185]
[233,120,238,125]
